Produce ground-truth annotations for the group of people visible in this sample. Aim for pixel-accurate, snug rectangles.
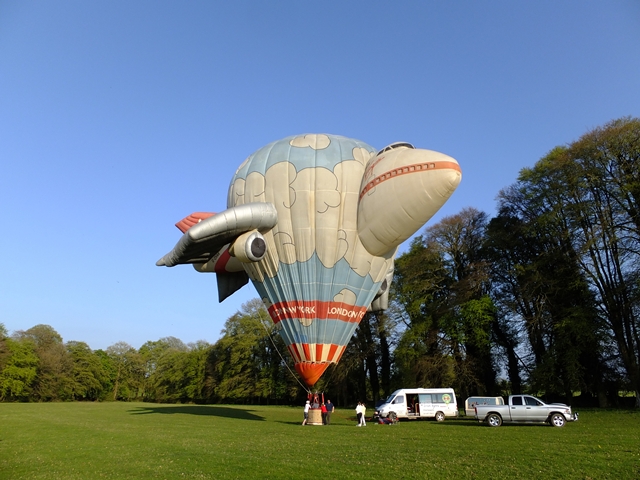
[302,399,334,425]
[355,401,367,426]
[302,398,369,426]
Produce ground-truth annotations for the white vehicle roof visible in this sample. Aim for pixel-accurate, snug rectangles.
[389,388,456,395]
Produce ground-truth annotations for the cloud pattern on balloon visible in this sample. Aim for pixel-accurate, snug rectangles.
[228,134,392,289]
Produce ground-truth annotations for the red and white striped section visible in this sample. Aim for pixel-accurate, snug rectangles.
[288,343,347,387]
[287,343,347,365]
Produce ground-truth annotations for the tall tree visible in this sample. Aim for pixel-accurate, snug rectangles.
[150,340,210,403]
[13,325,75,401]
[392,208,497,399]
[139,337,188,401]
[0,337,39,401]
[0,323,10,374]
[392,236,454,389]
[66,341,110,400]
[490,119,637,403]
[560,118,640,405]
[106,342,144,401]
[206,300,302,404]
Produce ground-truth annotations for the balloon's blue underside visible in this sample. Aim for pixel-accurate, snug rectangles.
[252,253,382,347]
[252,253,381,307]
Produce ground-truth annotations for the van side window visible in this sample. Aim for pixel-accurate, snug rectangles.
[393,395,405,404]
[433,393,453,403]
[419,394,431,404]
[511,396,523,406]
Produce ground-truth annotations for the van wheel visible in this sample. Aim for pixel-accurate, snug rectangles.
[550,414,565,427]
[435,411,445,422]
[487,413,502,427]
[388,412,398,423]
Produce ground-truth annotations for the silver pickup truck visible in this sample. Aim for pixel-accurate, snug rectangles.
[474,395,579,427]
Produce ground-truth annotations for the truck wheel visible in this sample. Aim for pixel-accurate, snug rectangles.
[550,413,565,427]
[487,413,502,427]
[388,412,398,423]
[435,411,445,422]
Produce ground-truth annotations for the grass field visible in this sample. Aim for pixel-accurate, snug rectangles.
[1,402,638,479]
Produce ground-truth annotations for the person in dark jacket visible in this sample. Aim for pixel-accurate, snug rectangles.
[325,400,334,425]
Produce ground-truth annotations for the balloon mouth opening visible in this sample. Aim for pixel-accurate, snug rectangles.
[295,362,331,387]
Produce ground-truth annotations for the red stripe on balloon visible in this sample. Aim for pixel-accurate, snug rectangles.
[267,300,368,324]
[302,343,311,360]
[333,345,346,364]
[287,345,299,363]
[328,344,339,362]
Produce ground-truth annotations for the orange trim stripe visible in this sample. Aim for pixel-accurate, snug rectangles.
[359,161,461,200]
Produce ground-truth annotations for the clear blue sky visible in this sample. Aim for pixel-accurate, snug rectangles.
[2,1,639,350]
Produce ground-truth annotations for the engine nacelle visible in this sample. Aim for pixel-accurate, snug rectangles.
[230,230,267,263]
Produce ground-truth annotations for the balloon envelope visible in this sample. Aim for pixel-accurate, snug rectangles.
[158,133,461,387]
[227,134,461,386]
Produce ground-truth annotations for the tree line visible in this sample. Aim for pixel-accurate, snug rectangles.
[0,302,301,405]
[1,117,638,407]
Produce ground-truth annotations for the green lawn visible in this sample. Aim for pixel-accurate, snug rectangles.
[1,402,638,479]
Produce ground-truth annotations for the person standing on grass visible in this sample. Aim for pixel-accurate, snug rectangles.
[325,399,334,425]
[321,403,328,425]
[360,403,367,426]
[302,400,310,425]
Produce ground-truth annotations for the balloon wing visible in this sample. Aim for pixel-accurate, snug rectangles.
[156,202,278,301]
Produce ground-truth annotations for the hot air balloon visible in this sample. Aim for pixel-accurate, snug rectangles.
[157,134,461,387]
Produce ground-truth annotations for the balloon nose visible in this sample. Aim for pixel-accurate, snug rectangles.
[295,363,330,387]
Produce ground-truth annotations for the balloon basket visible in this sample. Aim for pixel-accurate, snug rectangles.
[307,408,323,425]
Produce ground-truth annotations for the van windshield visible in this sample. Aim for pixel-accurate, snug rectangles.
[383,391,402,403]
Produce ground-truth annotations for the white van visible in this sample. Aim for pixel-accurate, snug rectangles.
[376,388,458,422]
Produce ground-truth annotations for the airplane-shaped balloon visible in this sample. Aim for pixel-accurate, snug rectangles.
[157,134,461,387]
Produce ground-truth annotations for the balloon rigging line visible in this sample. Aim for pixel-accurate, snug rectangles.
[256,308,312,394]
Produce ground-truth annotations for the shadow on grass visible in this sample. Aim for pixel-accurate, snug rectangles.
[128,405,265,421]
[383,418,484,428]
[428,418,570,428]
